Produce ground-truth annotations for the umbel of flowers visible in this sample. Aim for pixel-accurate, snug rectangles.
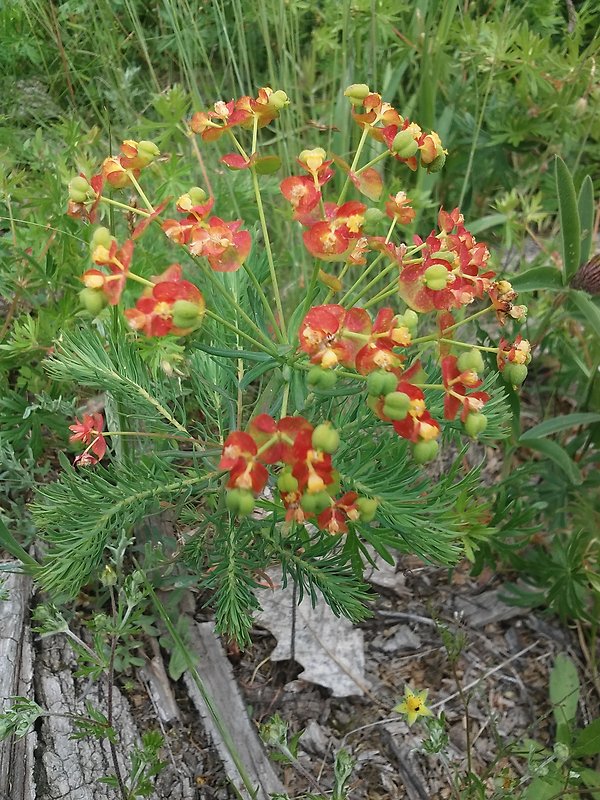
[67,84,530,531]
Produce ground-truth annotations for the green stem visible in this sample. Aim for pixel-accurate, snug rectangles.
[204,308,277,355]
[250,166,286,341]
[354,149,390,176]
[337,125,371,205]
[143,578,260,800]
[339,252,386,305]
[127,172,155,213]
[363,284,398,309]
[100,196,151,218]
[241,262,282,340]
[301,261,322,320]
[192,257,277,351]
[410,306,495,346]
[439,338,498,353]
[350,259,399,306]
[127,271,155,288]
[280,381,290,417]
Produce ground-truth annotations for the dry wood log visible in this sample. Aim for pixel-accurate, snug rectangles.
[184,621,286,800]
[0,566,35,800]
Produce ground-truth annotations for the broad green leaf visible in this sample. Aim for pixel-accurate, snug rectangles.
[520,438,582,485]
[511,266,564,293]
[573,717,600,758]
[555,156,580,283]
[520,413,600,441]
[580,767,600,788]
[253,155,282,175]
[468,213,507,234]
[577,174,595,266]
[523,775,564,800]
[570,290,600,339]
[549,653,580,732]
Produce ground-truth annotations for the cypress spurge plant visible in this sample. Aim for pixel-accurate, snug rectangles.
[31,84,533,644]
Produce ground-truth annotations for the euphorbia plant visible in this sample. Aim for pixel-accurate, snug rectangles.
[35,84,530,642]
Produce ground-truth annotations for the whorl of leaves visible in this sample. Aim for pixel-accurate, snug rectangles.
[32,454,207,597]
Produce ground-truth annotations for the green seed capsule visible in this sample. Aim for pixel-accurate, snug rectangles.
[226,489,255,516]
[356,497,378,522]
[312,423,340,453]
[301,491,332,514]
[412,439,439,464]
[392,129,419,159]
[277,471,298,494]
[307,367,337,390]
[79,288,107,317]
[90,226,114,251]
[503,363,528,387]
[464,412,488,438]
[457,349,485,374]
[367,370,398,397]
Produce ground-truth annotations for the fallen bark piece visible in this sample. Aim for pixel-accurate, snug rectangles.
[380,724,429,800]
[184,621,286,800]
[139,642,181,725]
[255,569,369,698]
[454,589,525,627]
[0,565,36,800]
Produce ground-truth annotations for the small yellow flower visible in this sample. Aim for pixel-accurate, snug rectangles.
[393,686,433,727]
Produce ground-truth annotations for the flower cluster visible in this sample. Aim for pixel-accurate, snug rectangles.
[219,414,378,534]
[345,84,447,172]
[162,189,251,272]
[398,207,494,313]
[69,413,107,467]
[124,264,205,337]
[190,87,289,142]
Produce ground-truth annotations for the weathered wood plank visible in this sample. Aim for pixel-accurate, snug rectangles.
[0,566,36,800]
[184,621,285,800]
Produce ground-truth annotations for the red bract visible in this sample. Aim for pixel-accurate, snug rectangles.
[441,355,489,421]
[83,239,134,305]
[219,431,257,470]
[398,208,494,313]
[302,202,366,262]
[69,413,107,466]
[191,89,288,141]
[317,491,360,535]
[385,191,416,224]
[124,264,205,337]
[188,217,252,272]
[388,383,441,443]
[355,308,411,376]
[280,176,321,220]
[247,414,313,464]
[291,429,334,493]
[299,304,371,369]
[131,200,169,241]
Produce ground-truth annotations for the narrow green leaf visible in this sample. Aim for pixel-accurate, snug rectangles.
[573,717,600,758]
[520,438,582,485]
[0,518,39,569]
[555,156,581,283]
[577,174,595,266]
[520,413,600,441]
[468,213,507,235]
[511,266,564,293]
[549,653,580,728]
[570,290,600,338]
